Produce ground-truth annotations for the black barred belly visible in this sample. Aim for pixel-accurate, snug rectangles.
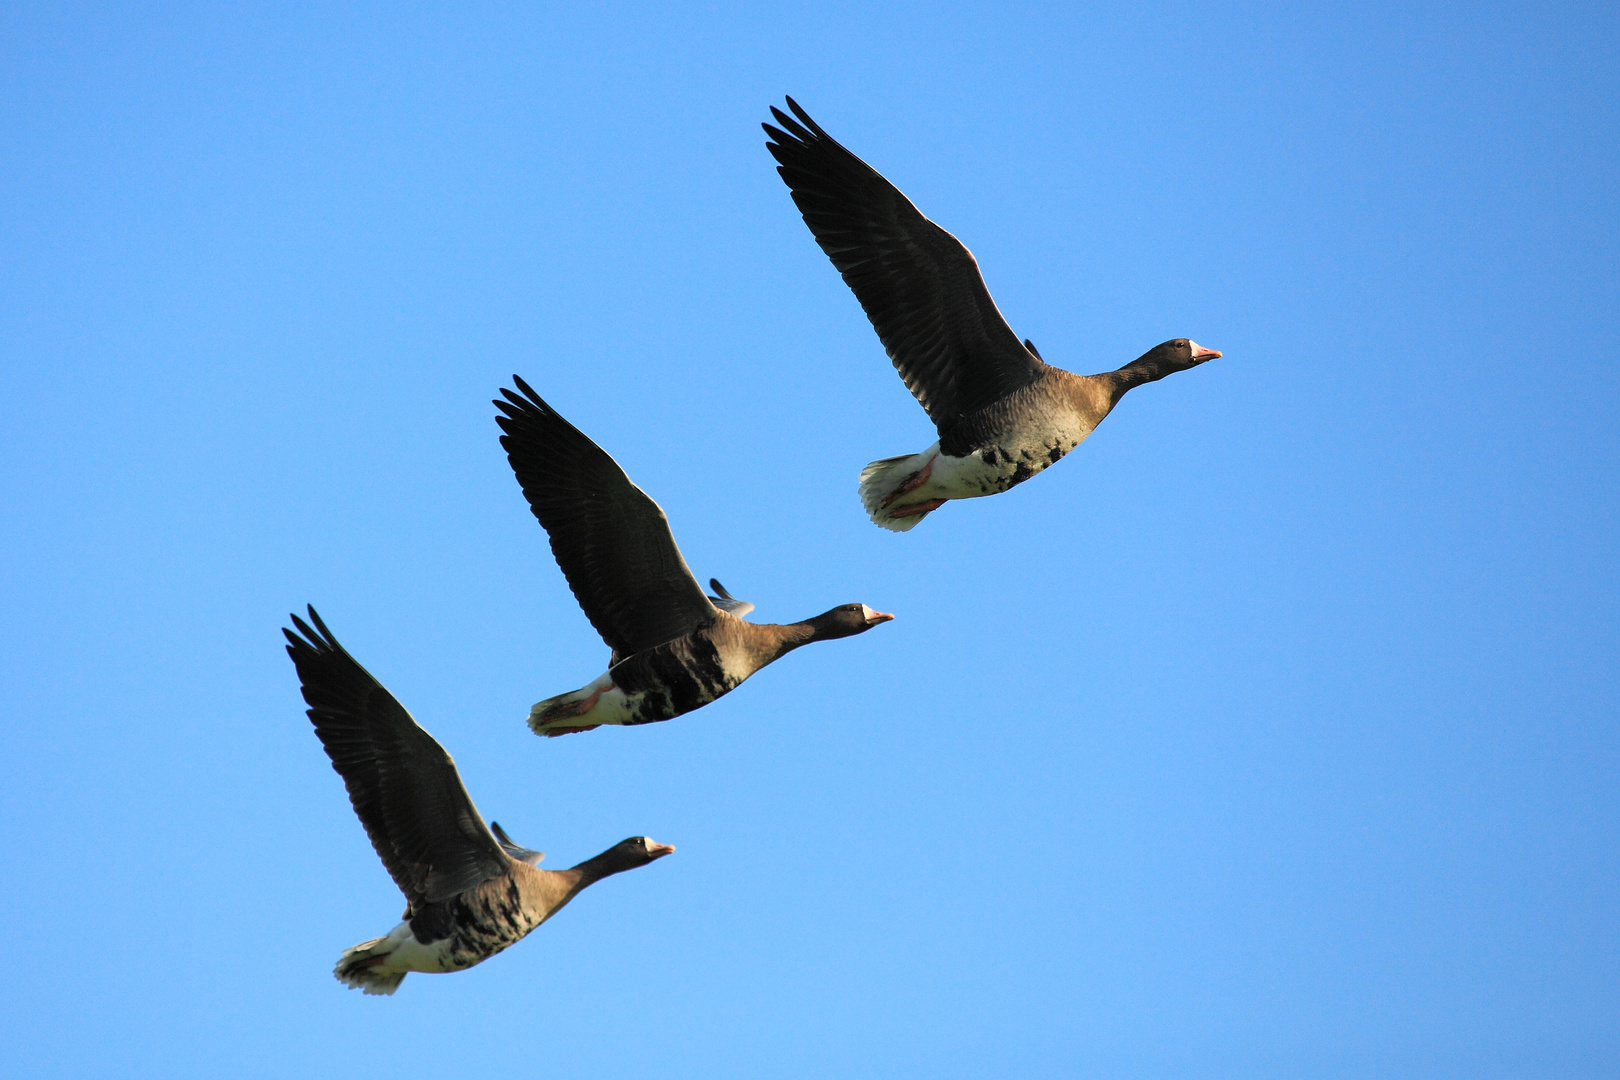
[411,876,536,970]
[612,635,739,726]
[976,439,1073,494]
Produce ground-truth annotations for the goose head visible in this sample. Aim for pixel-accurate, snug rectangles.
[1147,338,1222,373]
[580,836,676,881]
[1109,339,1221,397]
[806,603,896,641]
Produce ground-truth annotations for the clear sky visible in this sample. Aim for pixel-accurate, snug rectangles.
[2,2,1616,1077]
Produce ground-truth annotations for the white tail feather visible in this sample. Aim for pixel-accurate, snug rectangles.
[858,447,938,532]
[334,934,408,996]
[527,692,573,734]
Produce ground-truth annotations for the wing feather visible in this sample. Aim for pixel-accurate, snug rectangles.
[283,608,510,906]
[490,822,545,867]
[495,377,718,658]
[764,97,1046,434]
[706,578,755,620]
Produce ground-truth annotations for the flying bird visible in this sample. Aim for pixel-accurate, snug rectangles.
[495,375,894,736]
[764,97,1221,531]
[284,607,673,995]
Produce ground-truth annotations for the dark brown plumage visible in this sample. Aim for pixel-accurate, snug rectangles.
[493,377,894,735]
[284,607,672,994]
[765,98,1046,439]
[493,378,715,662]
[764,97,1221,530]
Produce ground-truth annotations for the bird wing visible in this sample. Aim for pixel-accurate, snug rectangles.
[490,821,545,867]
[284,607,511,907]
[495,376,719,659]
[706,578,755,620]
[764,97,1047,434]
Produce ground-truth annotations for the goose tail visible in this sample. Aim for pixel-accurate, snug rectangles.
[527,671,617,737]
[858,446,940,532]
[334,931,409,996]
[527,694,603,737]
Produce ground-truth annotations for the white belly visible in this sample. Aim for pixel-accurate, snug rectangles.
[928,413,1095,500]
[369,921,463,975]
[529,670,643,733]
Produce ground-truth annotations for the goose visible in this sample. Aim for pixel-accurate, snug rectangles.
[494,376,894,736]
[763,97,1221,531]
[283,607,673,995]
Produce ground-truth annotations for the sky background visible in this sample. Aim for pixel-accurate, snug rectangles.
[2,2,1617,1077]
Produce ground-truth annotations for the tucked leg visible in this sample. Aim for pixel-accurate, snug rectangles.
[888,498,947,518]
[880,455,936,508]
[537,683,608,721]
[541,722,603,737]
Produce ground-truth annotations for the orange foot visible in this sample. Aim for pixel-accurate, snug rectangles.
[542,723,603,738]
[540,684,610,722]
[881,456,936,508]
[888,498,947,518]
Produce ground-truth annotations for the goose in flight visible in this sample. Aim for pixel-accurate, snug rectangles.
[284,607,673,995]
[495,376,893,736]
[764,97,1221,531]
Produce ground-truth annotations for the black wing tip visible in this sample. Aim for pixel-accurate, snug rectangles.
[284,610,315,650]
[495,376,546,415]
[510,373,541,401]
[493,397,527,428]
[762,124,798,159]
[766,96,826,148]
[494,380,564,446]
[304,604,333,640]
[284,605,337,650]
[495,376,578,435]
[782,95,816,130]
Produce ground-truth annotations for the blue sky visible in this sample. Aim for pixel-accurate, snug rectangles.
[2,2,1616,1077]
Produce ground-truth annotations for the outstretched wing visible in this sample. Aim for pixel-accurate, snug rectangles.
[284,607,511,906]
[764,97,1046,434]
[490,822,545,867]
[706,578,755,620]
[495,376,719,658]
